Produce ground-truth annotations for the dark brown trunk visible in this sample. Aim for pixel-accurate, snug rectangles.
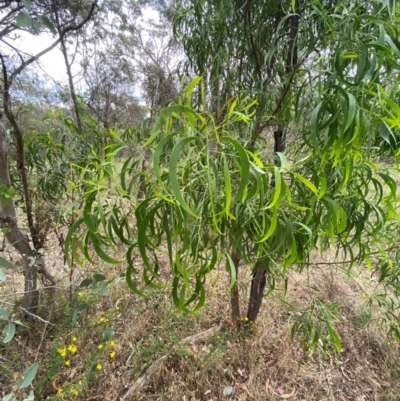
[247,265,267,322]
[230,252,241,332]
[274,128,285,154]
[246,2,300,323]
[246,128,284,321]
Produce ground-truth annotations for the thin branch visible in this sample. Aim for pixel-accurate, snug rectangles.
[19,307,55,325]
[9,1,98,84]
[0,286,62,297]
[0,38,26,64]
[305,247,399,266]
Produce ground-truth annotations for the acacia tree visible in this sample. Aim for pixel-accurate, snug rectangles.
[0,0,98,314]
[68,0,400,350]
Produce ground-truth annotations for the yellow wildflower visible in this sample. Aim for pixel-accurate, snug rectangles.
[77,292,83,297]
[109,340,116,347]
[109,351,116,358]
[68,344,78,354]
[78,380,83,385]
[57,388,64,396]
[98,344,103,349]
[72,337,77,342]
[116,306,120,311]
[244,317,249,321]
[58,347,67,358]
[99,317,107,323]
[65,360,71,367]
[70,389,79,396]
[96,363,102,370]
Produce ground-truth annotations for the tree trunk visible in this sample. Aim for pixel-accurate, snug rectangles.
[246,1,300,324]
[1,56,56,316]
[246,128,284,322]
[247,265,267,322]
[0,121,38,312]
[230,252,241,332]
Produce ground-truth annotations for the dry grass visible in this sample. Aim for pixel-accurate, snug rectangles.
[1,244,400,401]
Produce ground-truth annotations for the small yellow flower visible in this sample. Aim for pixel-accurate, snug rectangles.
[78,380,83,385]
[109,340,116,347]
[109,351,116,358]
[98,344,103,349]
[68,344,78,354]
[77,292,83,297]
[65,360,71,367]
[116,306,120,311]
[244,317,249,321]
[58,347,67,358]
[99,317,107,323]
[96,363,102,370]
[72,337,77,342]
[57,388,64,396]
[70,389,79,396]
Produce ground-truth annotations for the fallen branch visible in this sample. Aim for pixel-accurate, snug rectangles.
[120,322,223,401]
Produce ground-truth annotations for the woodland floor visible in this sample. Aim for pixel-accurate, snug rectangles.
[1,231,400,401]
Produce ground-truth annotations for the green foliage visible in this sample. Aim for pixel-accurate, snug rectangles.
[0,255,13,284]
[1,306,27,345]
[18,363,39,389]
[0,184,16,207]
[290,297,342,360]
[65,0,400,359]
[3,363,39,401]
[15,5,56,34]
[67,77,399,330]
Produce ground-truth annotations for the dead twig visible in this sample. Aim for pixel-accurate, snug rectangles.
[19,307,55,326]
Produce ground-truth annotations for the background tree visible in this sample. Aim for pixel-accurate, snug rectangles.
[0,0,98,314]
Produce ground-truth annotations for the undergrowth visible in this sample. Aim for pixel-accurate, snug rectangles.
[1,260,400,401]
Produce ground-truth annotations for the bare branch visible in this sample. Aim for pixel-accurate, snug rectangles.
[9,0,98,84]
[19,307,55,325]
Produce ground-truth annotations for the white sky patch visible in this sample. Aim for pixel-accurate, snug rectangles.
[13,7,160,86]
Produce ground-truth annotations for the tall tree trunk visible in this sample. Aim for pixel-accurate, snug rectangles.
[1,55,56,315]
[246,2,300,323]
[0,121,38,312]
[246,128,285,322]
